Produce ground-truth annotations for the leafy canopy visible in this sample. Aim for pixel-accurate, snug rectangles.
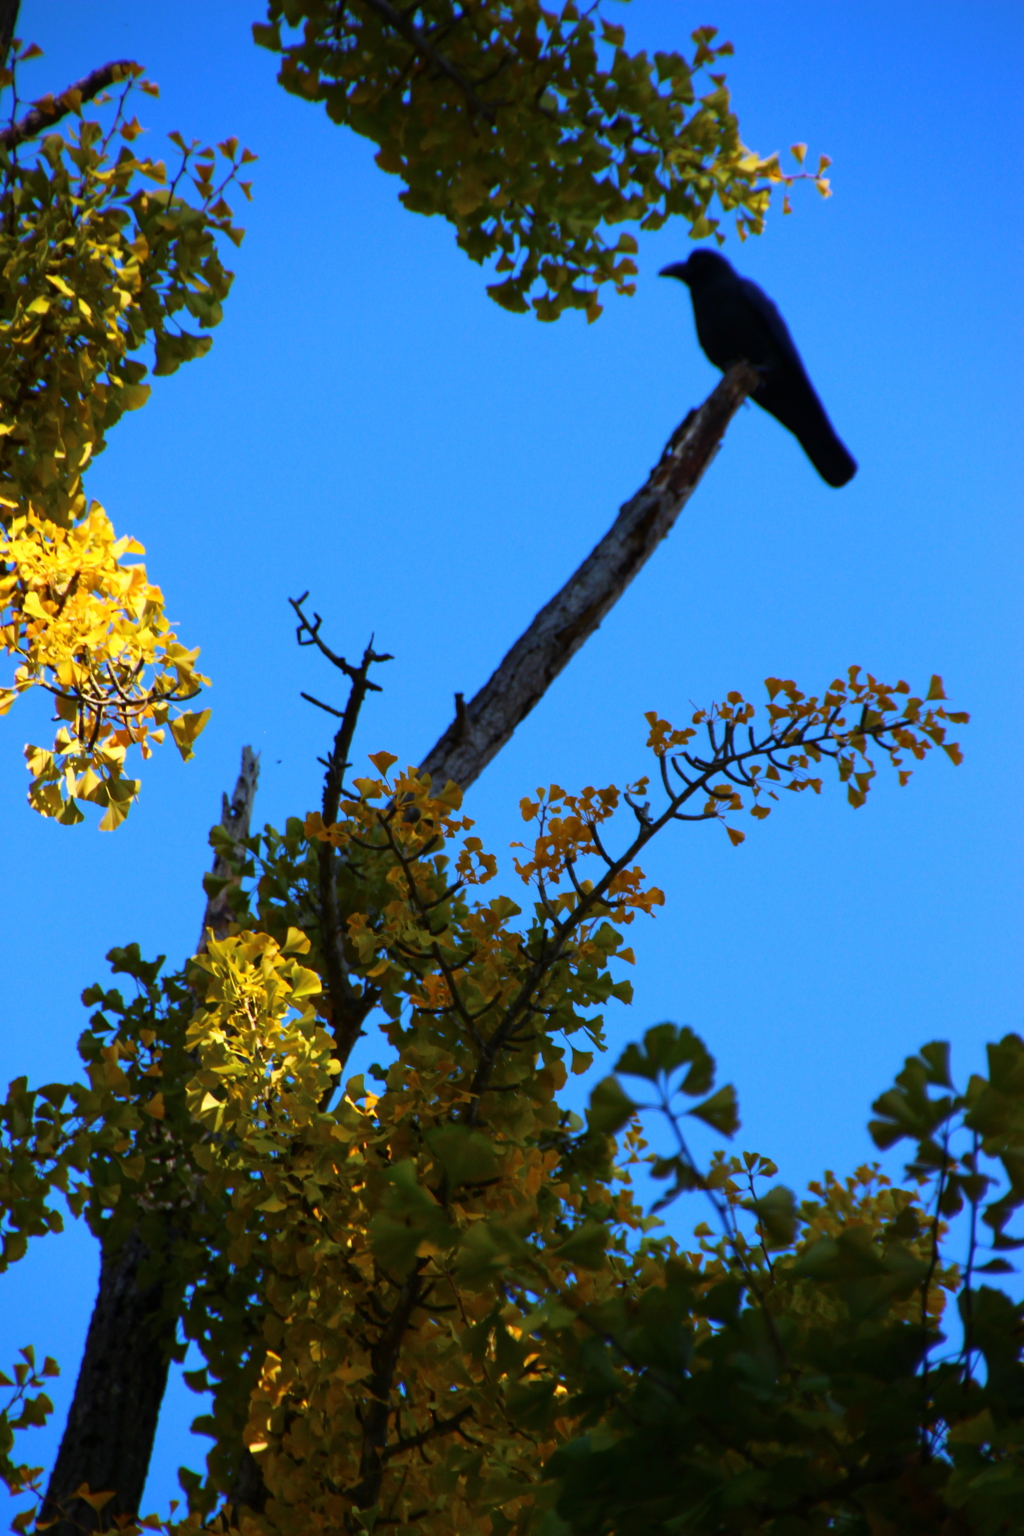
[1,671,995,1536]
[256,5,829,320]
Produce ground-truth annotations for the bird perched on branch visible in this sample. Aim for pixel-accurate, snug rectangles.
[660,249,857,488]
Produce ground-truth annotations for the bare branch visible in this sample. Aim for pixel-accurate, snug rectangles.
[419,364,759,793]
[300,626,392,1063]
[197,746,261,951]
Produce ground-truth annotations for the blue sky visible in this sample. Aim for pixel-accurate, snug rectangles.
[3,0,1022,1512]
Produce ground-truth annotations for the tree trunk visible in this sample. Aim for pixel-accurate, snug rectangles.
[0,0,19,69]
[41,750,261,1532]
[39,1231,175,1534]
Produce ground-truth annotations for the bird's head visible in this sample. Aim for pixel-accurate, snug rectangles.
[659,249,734,288]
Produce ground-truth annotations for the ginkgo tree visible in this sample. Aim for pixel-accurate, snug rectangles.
[8,642,1014,1536]
[1,6,1022,1536]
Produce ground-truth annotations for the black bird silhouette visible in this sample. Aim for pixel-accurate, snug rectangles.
[660,249,857,488]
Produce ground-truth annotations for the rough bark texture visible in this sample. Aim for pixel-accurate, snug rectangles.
[40,1231,174,1534]
[0,59,138,152]
[197,745,261,951]
[42,750,259,1533]
[419,363,758,792]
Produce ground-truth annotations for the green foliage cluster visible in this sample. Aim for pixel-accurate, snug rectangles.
[255,5,802,319]
[545,1025,1024,1535]
[0,1347,59,1522]
[0,64,248,527]
[0,947,199,1275]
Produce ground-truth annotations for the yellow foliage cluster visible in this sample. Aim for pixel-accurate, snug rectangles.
[184,923,646,1533]
[0,506,208,826]
[642,665,968,846]
[0,66,250,822]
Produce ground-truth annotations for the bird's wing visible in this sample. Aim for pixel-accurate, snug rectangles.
[736,277,810,378]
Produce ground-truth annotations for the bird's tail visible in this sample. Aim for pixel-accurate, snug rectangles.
[757,377,858,488]
[798,417,858,488]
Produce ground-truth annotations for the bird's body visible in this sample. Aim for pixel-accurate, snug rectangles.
[660,250,857,488]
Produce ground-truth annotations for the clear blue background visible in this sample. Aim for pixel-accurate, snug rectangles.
[3,0,1022,1513]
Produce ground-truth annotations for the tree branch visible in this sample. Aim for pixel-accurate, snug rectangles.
[0,60,139,152]
[359,0,496,121]
[419,363,759,793]
[197,746,261,951]
[289,598,393,1063]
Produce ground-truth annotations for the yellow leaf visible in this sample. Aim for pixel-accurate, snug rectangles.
[726,827,745,847]
[170,708,211,762]
[143,1093,165,1119]
[73,1487,116,1513]
[926,674,947,701]
[368,750,398,773]
[332,1357,372,1385]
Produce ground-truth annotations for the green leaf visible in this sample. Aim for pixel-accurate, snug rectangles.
[368,1160,454,1275]
[587,1076,637,1134]
[553,1220,608,1270]
[425,1124,499,1189]
[742,1184,796,1248]
[687,1084,738,1137]
[616,1022,715,1095]
[453,1217,530,1287]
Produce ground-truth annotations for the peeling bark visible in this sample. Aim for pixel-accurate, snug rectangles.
[419,363,758,792]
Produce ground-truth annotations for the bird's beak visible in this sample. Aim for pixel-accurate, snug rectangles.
[659,261,690,283]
